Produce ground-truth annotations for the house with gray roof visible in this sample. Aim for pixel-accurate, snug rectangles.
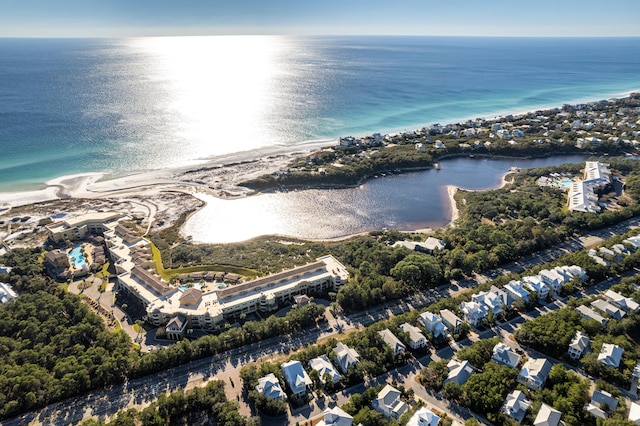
[372,384,408,419]
[334,342,359,374]
[597,343,623,368]
[440,309,463,334]
[534,403,562,426]
[445,359,474,385]
[379,329,406,355]
[518,358,552,390]
[501,390,530,423]
[568,331,591,360]
[255,373,286,400]
[492,342,521,368]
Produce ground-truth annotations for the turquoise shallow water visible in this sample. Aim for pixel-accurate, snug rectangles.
[0,36,638,192]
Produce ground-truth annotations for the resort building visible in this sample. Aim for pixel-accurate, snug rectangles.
[501,390,530,423]
[46,211,122,243]
[309,356,341,384]
[568,180,600,213]
[282,360,312,398]
[165,314,187,340]
[372,384,408,420]
[583,161,611,190]
[255,373,286,401]
[378,329,405,356]
[0,282,18,305]
[317,406,353,426]
[598,343,623,368]
[568,331,591,360]
[518,358,552,391]
[144,253,347,328]
[334,342,359,374]
[399,322,427,349]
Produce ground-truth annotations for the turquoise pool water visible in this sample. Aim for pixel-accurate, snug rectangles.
[214,283,227,291]
[68,246,88,269]
[179,285,188,291]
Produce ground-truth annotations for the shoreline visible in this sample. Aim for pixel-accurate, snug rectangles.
[0,91,637,209]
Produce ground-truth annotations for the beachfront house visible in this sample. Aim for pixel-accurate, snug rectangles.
[379,329,406,355]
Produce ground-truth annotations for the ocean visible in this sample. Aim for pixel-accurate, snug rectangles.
[0,36,639,192]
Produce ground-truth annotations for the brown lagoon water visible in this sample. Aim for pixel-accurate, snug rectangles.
[184,155,589,243]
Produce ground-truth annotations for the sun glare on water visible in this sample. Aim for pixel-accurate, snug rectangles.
[128,35,285,163]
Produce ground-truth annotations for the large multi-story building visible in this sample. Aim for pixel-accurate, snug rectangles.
[46,212,122,243]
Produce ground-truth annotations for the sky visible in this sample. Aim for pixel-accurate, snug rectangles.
[0,0,639,38]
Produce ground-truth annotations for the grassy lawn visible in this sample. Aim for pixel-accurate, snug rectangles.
[149,240,260,281]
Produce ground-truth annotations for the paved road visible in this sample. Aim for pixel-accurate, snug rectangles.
[4,217,640,425]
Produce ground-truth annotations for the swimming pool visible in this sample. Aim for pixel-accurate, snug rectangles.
[68,246,88,269]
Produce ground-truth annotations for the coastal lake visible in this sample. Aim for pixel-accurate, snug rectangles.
[184,155,588,243]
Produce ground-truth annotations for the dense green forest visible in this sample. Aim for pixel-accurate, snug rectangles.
[79,380,256,426]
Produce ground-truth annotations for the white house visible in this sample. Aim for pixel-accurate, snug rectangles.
[460,300,488,326]
[317,406,353,426]
[501,390,530,423]
[518,358,552,390]
[372,384,408,419]
[597,343,623,368]
[445,359,474,385]
[379,329,406,355]
[0,282,18,305]
[309,355,341,384]
[534,403,562,426]
[334,342,359,374]
[629,401,640,425]
[440,309,463,334]
[576,305,608,326]
[406,406,441,426]
[472,285,509,315]
[419,312,448,338]
[586,389,618,419]
[504,280,530,304]
[255,373,286,400]
[492,342,521,368]
[282,360,312,397]
[400,322,428,349]
[434,140,446,149]
[567,331,591,360]
[523,275,550,300]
